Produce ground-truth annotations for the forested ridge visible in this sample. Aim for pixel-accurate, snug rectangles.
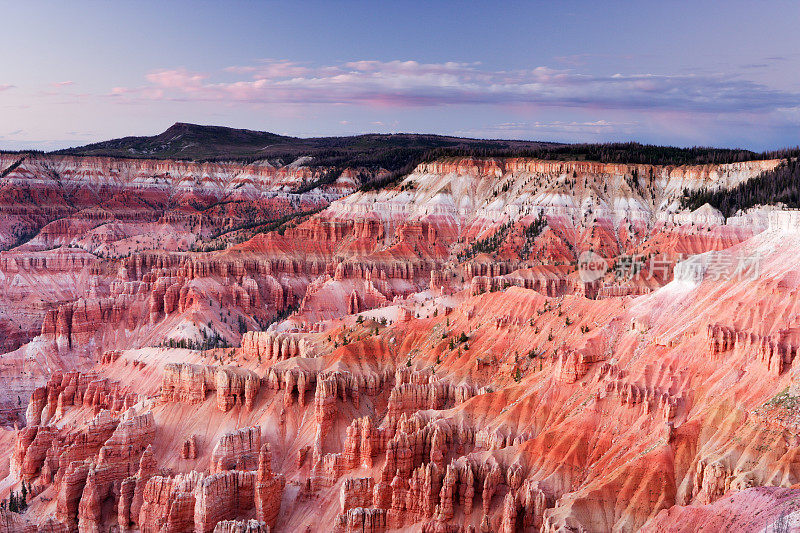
[681,158,800,217]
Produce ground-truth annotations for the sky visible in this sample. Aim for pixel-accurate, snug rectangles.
[1,0,799,151]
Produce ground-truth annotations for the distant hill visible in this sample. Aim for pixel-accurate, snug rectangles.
[54,122,294,161]
[53,122,796,193]
[53,122,561,168]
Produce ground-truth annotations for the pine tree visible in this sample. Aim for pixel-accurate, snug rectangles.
[20,482,27,510]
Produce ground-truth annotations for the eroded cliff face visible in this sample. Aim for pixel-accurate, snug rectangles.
[330,157,780,227]
[0,155,797,532]
[0,153,359,249]
[0,151,378,354]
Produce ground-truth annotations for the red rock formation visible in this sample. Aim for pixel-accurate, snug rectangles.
[334,507,387,533]
[25,371,138,426]
[255,443,285,528]
[182,435,198,459]
[314,375,339,442]
[241,331,309,361]
[120,444,159,531]
[340,477,374,512]
[0,509,37,532]
[56,460,91,529]
[11,425,55,480]
[161,364,261,412]
[3,152,798,533]
[195,470,256,533]
[161,363,210,404]
[138,472,204,533]
[213,520,270,533]
[210,426,261,473]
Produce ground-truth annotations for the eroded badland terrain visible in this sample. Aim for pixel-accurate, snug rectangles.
[0,125,799,532]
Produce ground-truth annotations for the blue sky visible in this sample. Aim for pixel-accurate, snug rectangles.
[1,0,799,150]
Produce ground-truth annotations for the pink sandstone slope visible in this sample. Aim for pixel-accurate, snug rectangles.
[0,154,795,532]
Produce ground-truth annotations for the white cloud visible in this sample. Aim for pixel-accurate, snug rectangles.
[103,60,800,117]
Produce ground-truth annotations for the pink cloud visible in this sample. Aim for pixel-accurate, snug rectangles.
[51,81,74,88]
[145,68,207,90]
[104,59,800,115]
[226,59,311,79]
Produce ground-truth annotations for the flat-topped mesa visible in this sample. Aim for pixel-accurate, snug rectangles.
[468,269,571,298]
[313,369,377,419]
[595,282,652,299]
[160,364,261,411]
[386,382,451,418]
[0,152,336,204]
[328,258,435,283]
[210,426,262,473]
[42,299,106,354]
[125,249,430,292]
[267,366,389,409]
[161,363,212,405]
[465,262,512,279]
[323,156,781,238]
[396,221,438,244]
